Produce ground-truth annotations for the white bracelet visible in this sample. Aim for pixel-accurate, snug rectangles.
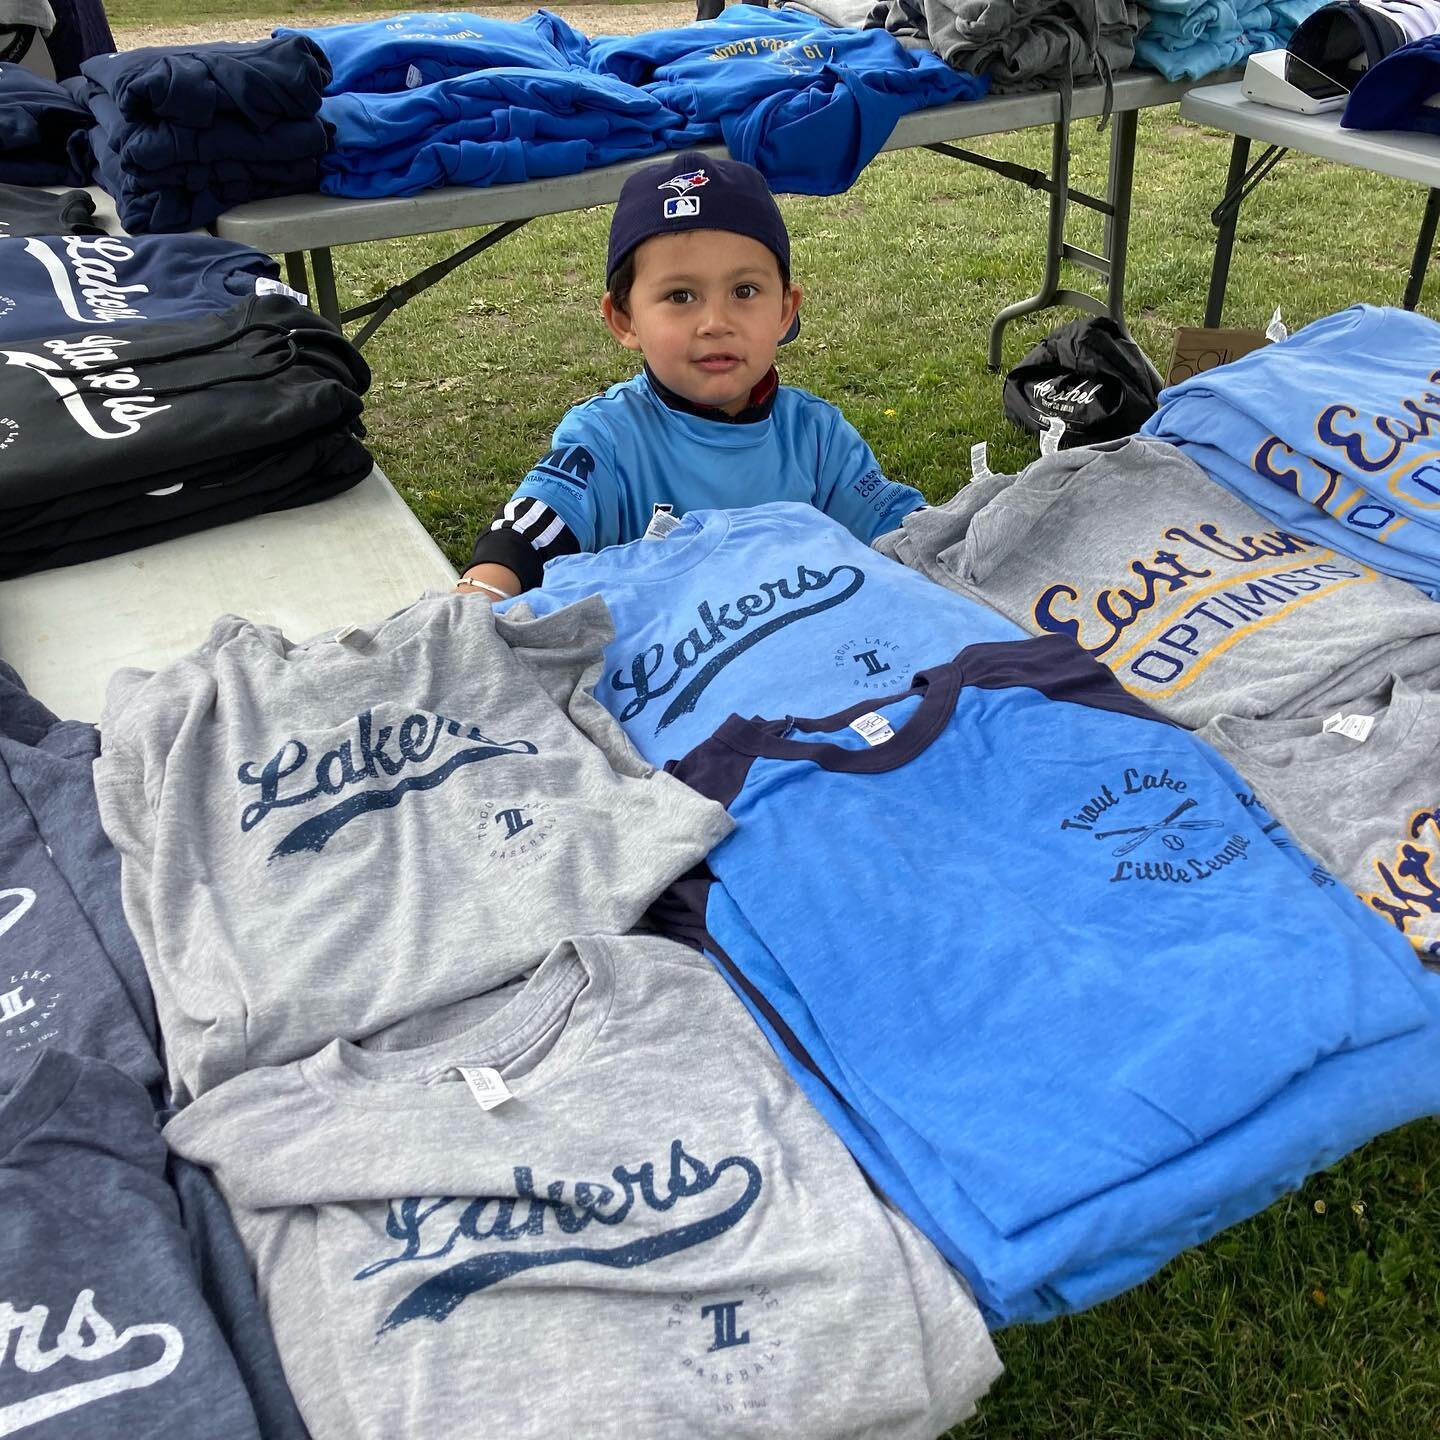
[456,576,510,601]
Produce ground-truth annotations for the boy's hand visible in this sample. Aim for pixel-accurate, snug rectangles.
[454,563,521,602]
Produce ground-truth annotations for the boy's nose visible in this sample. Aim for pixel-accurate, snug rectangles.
[695,302,735,335]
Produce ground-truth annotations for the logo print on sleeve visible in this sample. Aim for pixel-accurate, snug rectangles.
[1032,522,1372,698]
[22,237,153,325]
[1362,806,1440,961]
[0,1289,184,1432]
[238,709,539,859]
[355,1139,762,1337]
[611,563,865,732]
[1060,767,1249,885]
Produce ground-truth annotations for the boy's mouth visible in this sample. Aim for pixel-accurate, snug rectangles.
[694,353,742,372]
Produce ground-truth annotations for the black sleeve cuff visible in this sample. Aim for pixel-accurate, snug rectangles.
[469,516,581,593]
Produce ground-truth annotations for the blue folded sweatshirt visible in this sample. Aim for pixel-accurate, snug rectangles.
[318,67,682,198]
[79,36,331,128]
[0,234,281,343]
[279,9,592,93]
[0,62,90,186]
[591,7,985,194]
[70,75,331,173]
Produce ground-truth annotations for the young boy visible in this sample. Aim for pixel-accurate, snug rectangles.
[456,150,925,601]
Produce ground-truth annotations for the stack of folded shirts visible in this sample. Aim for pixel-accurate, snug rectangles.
[68,36,332,233]
[316,67,681,198]
[0,59,90,185]
[0,294,373,576]
[1134,0,1325,78]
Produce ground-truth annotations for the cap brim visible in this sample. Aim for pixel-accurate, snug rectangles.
[779,312,800,346]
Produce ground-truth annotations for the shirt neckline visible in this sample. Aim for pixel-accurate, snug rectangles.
[0,1050,81,1162]
[711,657,964,774]
[1206,675,1425,781]
[302,940,615,1111]
[643,363,779,425]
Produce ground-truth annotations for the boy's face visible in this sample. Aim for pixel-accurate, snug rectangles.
[602,229,802,416]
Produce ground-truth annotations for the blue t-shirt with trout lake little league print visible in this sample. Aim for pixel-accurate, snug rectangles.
[1144,305,1440,598]
[661,634,1436,1323]
[503,503,1025,766]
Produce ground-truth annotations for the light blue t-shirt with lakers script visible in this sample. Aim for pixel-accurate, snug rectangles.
[509,503,1025,765]
[508,371,925,555]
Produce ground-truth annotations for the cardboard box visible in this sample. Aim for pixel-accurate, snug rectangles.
[1166,327,1271,387]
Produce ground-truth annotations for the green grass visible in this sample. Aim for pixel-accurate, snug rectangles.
[303,115,1440,1437]
[317,115,1440,1438]
[92,1,1440,1421]
[105,0,650,27]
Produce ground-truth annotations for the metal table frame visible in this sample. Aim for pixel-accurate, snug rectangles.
[215,72,1223,368]
[1179,81,1440,326]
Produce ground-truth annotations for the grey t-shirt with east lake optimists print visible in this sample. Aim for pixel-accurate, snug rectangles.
[94,593,732,1104]
[162,932,1002,1440]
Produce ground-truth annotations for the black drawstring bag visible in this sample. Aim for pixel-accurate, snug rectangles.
[1003,316,1161,448]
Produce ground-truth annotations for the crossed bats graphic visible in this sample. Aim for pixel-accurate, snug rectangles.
[1093,797,1227,857]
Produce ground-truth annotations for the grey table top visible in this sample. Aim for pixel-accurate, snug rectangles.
[214,71,1210,254]
[0,467,456,723]
[1181,81,1440,189]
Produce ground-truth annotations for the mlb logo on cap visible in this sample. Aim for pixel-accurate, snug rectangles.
[664,195,701,218]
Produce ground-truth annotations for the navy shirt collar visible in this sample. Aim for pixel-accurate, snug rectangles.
[644,363,779,425]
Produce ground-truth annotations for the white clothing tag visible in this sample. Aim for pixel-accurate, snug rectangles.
[970,440,991,481]
[255,276,309,306]
[644,504,682,541]
[405,63,424,88]
[333,624,361,644]
[1040,415,1066,456]
[457,1065,512,1110]
[1322,711,1374,743]
[849,711,895,747]
[1266,306,1288,344]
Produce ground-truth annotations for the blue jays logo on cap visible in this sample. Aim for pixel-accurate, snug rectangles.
[658,168,710,196]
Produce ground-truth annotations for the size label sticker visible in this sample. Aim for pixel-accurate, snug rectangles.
[1321,711,1374,743]
[849,711,895,747]
[1040,415,1067,456]
[254,277,310,307]
[970,440,991,481]
[644,504,682,541]
[1266,305,1288,344]
[457,1066,513,1110]
[405,63,424,88]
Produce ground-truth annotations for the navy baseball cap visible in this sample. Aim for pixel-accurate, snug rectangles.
[606,149,799,344]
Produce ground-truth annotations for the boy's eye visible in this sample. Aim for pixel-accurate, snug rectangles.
[665,289,694,304]
[734,284,759,300]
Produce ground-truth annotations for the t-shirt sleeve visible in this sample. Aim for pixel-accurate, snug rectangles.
[813,408,926,543]
[469,406,617,585]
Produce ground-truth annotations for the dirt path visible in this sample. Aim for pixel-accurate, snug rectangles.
[113,3,692,49]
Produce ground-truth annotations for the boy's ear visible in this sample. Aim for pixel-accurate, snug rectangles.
[779,282,803,340]
[602,293,643,352]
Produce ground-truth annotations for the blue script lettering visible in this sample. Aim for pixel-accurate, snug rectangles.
[237,708,538,858]
[610,564,865,732]
[355,1139,762,1336]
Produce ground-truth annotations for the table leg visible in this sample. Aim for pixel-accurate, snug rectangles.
[1204,135,1251,329]
[1103,108,1139,328]
[1403,188,1440,312]
[283,251,309,297]
[309,248,341,327]
[987,119,1070,371]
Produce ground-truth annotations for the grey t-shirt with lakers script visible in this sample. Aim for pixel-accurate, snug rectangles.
[94,594,731,1103]
[163,933,1001,1440]
[876,437,1440,727]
